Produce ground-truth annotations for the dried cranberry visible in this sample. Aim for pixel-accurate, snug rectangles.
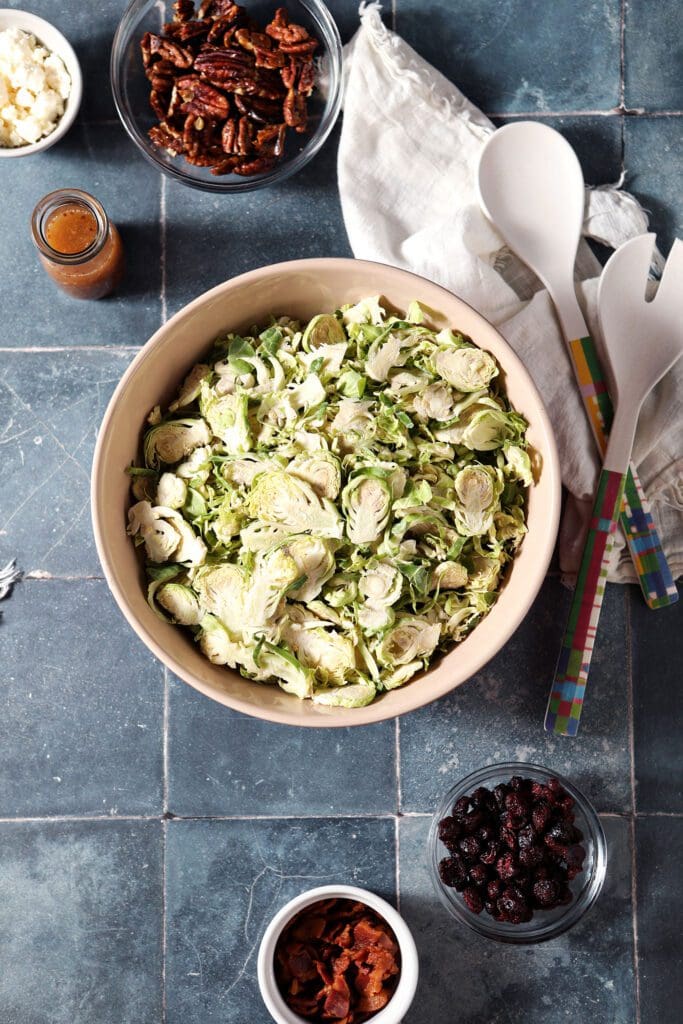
[438,816,463,849]
[531,781,549,801]
[509,775,526,791]
[462,886,483,914]
[495,853,520,880]
[532,801,553,832]
[545,820,577,846]
[532,879,560,907]
[519,843,544,868]
[469,864,488,887]
[487,879,503,900]
[500,826,517,850]
[500,810,527,831]
[452,796,471,819]
[458,835,481,862]
[493,783,509,808]
[484,900,497,916]
[477,823,495,843]
[517,824,535,849]
[480,841,499,865]
[497,886,531,924]
[471,786,493,808]
[439,856,467,889]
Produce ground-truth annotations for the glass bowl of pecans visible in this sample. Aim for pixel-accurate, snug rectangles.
[428,762,607,944]
[111,0,343,192]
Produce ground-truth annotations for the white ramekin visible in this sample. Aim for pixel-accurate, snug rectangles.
[0,8,82,157]
[257,885,419,1024]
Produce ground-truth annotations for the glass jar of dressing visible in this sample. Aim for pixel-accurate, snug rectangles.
[31,189,125,300]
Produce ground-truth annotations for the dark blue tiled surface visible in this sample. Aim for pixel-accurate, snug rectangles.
[395,0,621,113]
[400,578,631,814]
[637,817,683,1024]
[631,590,683,813]
[624,0,683,111]
[0,1,681,1021]
[165,817,395,1023]
[400,814,635,1023]
[1,349,134,576]
[168,675,397,816]
[495,114,623,185]
[624,116,683,255]
[0,123,160,346]
[0,581,163,816]
[0,820,162,1024]
[164,126,351,319]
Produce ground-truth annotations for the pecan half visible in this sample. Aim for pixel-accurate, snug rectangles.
[234,93,282,123]
[232,155,276,175]
[150,89,170,119]
[265,8,309,45]
[279,38,318,56]
[255,122,286,157]
[283,87,307,132]
[148,34,194,68]
[176,75,231,118]
[149,122,184,155]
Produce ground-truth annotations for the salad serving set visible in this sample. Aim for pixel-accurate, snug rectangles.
[2,1,682,1021]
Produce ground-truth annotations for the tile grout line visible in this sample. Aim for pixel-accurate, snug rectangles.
[619,0,626,110]
[394,716,402,912]
[163,667,170,816]
[0,346,143,353]
[1,810,680,825]
[625,587,642,1024]
[161,816,168,1024]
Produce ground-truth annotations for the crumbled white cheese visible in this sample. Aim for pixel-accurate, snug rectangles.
[0,27,71,147]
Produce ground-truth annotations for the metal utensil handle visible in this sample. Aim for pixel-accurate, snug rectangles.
[568,335,677,609]
[545,468,627,737]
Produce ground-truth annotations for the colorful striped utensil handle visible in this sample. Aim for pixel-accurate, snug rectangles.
[545,467,627,737]
[569,334,677,609]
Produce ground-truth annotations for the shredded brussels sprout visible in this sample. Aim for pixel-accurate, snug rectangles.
[126,298,532,706]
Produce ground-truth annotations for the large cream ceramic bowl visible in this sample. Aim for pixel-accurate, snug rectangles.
[91,259,561,726]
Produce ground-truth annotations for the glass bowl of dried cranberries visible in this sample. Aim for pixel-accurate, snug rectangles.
[428,762,607,943]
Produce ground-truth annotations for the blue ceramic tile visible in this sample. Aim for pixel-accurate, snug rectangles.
[624,0,683,111]
[624,116,683,256]
[5,0,125,122]
[164,125,351,318]
[399,578,631,814]
[495,114,623,185]
[631,589,683,812]
[164,817,396,1023]
[167,675,397,816]
[0,123,160,347]
[637,817,683,1024]
[0,349,133,576]
[395,0,621,113]
[399,814,635,1023]
[0,580,163,816]
[0,819,162,1024]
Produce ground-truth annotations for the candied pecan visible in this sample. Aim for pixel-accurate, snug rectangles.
[232,155,276,175]
[140,31,153,67]
[149,89,170,119]
[258,121,286,157]
[176,76,231,118]
[283,87,307,132]
[148,122,183,155]
[221,115,251,155]
[234,93,281,123]
[279,37,318,56]
[173,0,195,21]
[148,34,194,68]
[265,7,309,45]
[297,60,315,96]
[175,19,211,42]
[146,59,177,90]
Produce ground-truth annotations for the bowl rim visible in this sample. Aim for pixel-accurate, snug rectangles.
[0,8,82,158]
[90,257,562,726]
[256,884,419,1024]
[427,761,608,944]
[110,0,343,193]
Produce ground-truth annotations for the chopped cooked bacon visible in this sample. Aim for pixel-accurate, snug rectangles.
[274,898,401,1023]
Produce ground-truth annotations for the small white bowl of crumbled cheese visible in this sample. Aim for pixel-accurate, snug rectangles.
[0,9,81,156]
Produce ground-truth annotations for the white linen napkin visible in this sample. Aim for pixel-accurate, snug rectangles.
[337,3,683,584]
